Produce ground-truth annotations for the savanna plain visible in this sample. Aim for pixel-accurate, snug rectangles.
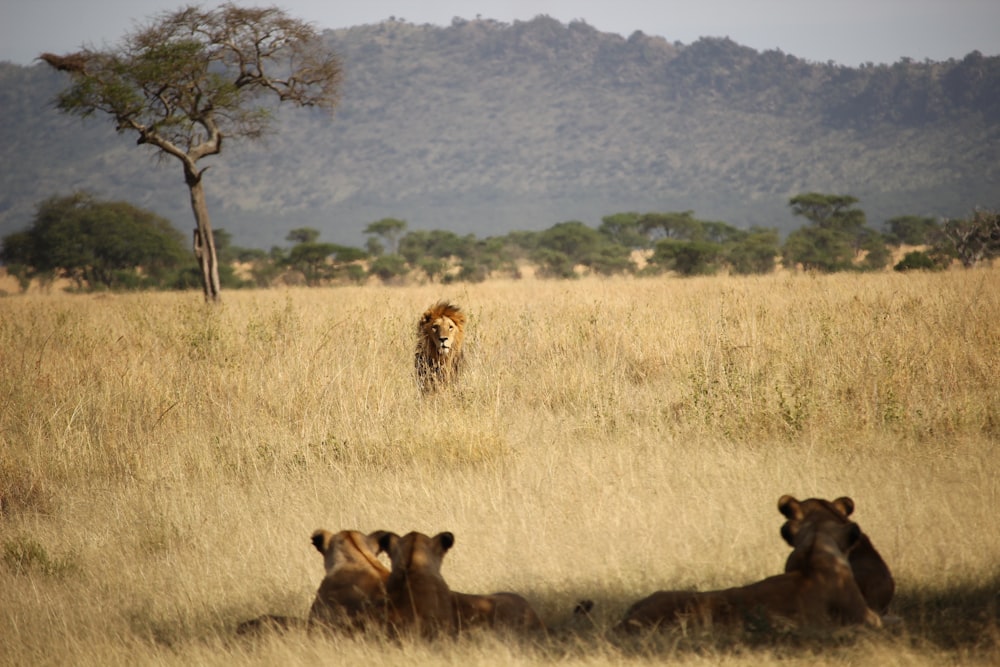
[1,268,998,666]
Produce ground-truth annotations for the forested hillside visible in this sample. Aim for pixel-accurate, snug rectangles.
[1,15,998,249]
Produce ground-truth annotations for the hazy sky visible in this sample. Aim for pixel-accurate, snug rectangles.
[2,0,998,67]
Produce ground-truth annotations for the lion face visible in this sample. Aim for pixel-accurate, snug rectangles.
[415,301,466,392]
[418,302,465,359]
[777,495,895,614]
[426,314,459,355]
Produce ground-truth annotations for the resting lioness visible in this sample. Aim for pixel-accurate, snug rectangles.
[616,517,882,633]
[379,530,457,638]
[778,495,895,615]
[307,528,392,633]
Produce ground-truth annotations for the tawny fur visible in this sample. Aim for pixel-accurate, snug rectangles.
[451,591,547,634]
[379,531,458,638]
[307,529,392,633]
[414,301,466,392]
[778,495,895,614]
[617,518,883,633]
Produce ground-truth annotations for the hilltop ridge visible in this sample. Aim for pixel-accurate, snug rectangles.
[1,15,997,248]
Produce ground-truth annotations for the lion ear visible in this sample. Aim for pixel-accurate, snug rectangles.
[778,495,803,520]
[780,520,799,546]
[845,522,862,548]
[436,531,455,553]
[832,496,855,517]
[368,530,392,554]
[311,529,332,554]
[377,531,398,555]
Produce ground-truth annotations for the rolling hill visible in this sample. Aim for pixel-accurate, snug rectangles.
[1,15,998,250]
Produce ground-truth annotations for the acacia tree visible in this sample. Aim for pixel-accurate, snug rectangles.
[638,211,701,242]
[783,193,888,271]
[284,227,367,285]
[40,3,342,303]
[363,218,408,256]
[938,209,1000,267]
[788,193,865,233]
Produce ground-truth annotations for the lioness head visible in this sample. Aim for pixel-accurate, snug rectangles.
[311,529,390,575]
[781,515,862,560]
[378,530,457,637]
[379,530,455,578]
[778,495,854,532]
[307,529,392,632]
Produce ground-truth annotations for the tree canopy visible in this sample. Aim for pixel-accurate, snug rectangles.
[40,2,342,302]
[938,209,1000,267]
[783,193,888,272]
[364,218,408,255]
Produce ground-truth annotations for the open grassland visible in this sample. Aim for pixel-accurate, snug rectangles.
[1,268,998,666]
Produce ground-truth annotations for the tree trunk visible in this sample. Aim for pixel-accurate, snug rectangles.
[186,171,221,303]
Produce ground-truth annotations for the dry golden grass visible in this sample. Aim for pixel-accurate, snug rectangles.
[1,268,998,666]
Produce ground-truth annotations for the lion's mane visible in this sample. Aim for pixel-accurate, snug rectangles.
[415,301,466,392]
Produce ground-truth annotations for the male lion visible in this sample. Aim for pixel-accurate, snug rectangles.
[778,495,895,615]
[414,301,466,392]
[308,529,392,633]
[616,517,882,634]
[378,530,458,638]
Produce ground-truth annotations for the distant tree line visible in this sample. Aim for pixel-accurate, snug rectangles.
[2,191,998,293]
